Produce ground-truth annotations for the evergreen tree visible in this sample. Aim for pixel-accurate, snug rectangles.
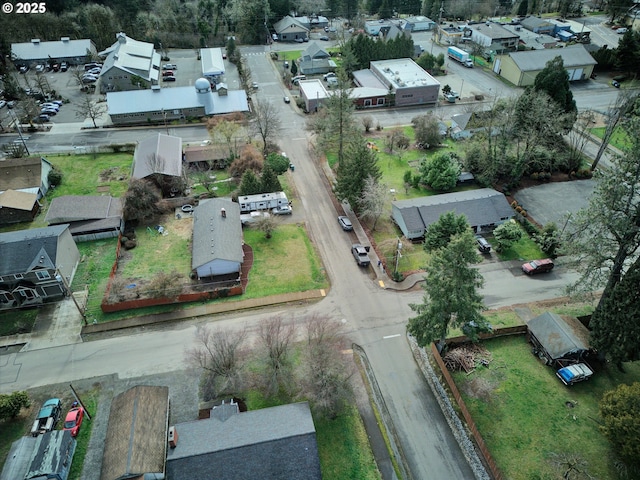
[423,211,470,251]
[419,152,460,192]
[614,30,640,76]
[408,230,487,347]
[517,0,528,15]
[378,0,393,18]
[238,170,262,195]
[335,141,382,212]
[599,382,640,468]
[533,56,576,115]
[260,163,282,192]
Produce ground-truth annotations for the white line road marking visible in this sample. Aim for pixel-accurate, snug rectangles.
[383,334,401,339]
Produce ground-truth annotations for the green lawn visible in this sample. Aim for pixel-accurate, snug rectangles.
[69,390,99,480]
[451,336,640,479]
[590,126,631,151]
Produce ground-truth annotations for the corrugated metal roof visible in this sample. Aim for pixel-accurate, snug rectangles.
[201,48,225,76]
[527,312,590,359]
[11,38,95,61]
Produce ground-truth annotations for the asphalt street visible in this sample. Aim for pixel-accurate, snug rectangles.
[0,33,620,479]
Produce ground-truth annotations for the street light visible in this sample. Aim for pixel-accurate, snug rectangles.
[9,108,30,155]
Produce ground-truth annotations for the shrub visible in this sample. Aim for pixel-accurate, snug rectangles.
[511,200,518,208]
[0,391,31,420]
[530,172,539,180]
[48,168,63,186]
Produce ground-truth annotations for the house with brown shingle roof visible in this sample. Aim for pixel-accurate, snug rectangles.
[44,195,123,241]
[100,386,169,480]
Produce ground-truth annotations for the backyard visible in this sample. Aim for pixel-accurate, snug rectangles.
[448,301,639,480]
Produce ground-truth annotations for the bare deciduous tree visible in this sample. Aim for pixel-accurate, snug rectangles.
[255,215,280,239]
[592,91,639,170]
[301,315,354,419]
[186,325,248,401]
[250,99,282,155]
[565,110,596,175]
[75,95,107,128]
[359,176,390,231]
[256,316,296,396]
[362,115,374,132]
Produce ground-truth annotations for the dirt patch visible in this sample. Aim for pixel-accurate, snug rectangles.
[461,377,497,402]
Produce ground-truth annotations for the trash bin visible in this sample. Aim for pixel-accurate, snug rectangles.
[289,163,295,172]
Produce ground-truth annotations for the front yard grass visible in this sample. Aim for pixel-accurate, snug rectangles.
[590,126,631,151]
[451,335,640,479]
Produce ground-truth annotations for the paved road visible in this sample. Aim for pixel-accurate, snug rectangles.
[0,43,594,479]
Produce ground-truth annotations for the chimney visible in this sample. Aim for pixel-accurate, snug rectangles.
[221,208,226,218]
[168,426,178,448]
[31,39,41,45]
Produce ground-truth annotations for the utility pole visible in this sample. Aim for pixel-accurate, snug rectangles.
[431,1,445,55]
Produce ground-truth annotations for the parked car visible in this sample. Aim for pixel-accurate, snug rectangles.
[351,244,371,267]
[31,398,62,436]
[612,80,620,88]
[41,103,60,110]
[52,63,60,72]
[617,27,628,34]
[522,258,554,275]
[0,100,6,109]
[41,109,57,116]
[272,205,293,215]
[251,81,259,89]
[163,63,177,70]
[323,72,336,81]
[284,61,289,68]
[7,101,16,109]
[294,38,304,43]
[475,234,491,253]
[320,35,329,41]
[50,100,63,106]
[556,363,593,386]
[338,215,353,231]
[87,67,102,75]
[19,65,29,73]
[63,406,85,437]
[82,75,98,83]
[84,62,102,71]
[283,95,290,104]
[162,70,174,77]
[163,75,177,82]
[60,62,68,72]
[35,114,51,122]
[35,64,45,73]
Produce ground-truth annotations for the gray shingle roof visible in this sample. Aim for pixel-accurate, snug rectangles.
[274,15,309,33]
[508,44,597,71]
[468,22,519,40]
[100,386,169,480]
[45,195,122,224]
[166,402,322,480]
[0,225,69,276]
[393,188,513,232]
[191,198,243,270]
[133,134,182,179]
[527,312,591,360]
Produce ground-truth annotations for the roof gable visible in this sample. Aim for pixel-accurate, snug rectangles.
[302,43,330,60]
[0,225,69,276]
[274,15,309,33]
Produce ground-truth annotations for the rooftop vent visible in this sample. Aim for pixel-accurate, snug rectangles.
[31,39,41,45]
[61,37,70,42]
[168,426,178,448]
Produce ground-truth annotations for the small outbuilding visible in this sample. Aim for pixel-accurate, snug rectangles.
[526,312,591,366]
[45,195,123,242]
[0,190,40,225]
[24,430,76,480]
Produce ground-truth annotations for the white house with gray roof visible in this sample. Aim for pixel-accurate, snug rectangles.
[273,15,309,42]
[191,198,244,280]
[392,188,513,239]
[464,22,519,52]
[493,44,597,86]
[98,33,160,93]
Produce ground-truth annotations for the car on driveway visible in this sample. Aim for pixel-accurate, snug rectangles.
[475,234,491,253]
[323,72,337,81]
[283,95,290,103]
[251,81,259,89]
[294,38,304,43]
[338,215,353,231]
[319,35,330,41]
[31,398,62,436]
[272,205,292,215]
[522,258,554,275]
[163,75,177,82]
[63,406,85,437]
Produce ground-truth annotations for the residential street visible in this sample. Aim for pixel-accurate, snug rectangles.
[0,41,604,479]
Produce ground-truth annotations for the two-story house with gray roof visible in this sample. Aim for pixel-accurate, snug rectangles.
[0,225,79,310]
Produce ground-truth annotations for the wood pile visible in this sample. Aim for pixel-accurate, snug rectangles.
[443,344,493,373]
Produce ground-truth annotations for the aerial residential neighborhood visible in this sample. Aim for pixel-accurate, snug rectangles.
[1,0,640,478]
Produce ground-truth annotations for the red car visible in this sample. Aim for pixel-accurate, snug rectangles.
[63,406,84,437]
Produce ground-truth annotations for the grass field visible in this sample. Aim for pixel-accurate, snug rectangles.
[451,333,640,479]
[590,126,631,151]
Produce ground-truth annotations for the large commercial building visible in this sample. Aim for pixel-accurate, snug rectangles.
[11,37,97,66]
[99,33,161,92]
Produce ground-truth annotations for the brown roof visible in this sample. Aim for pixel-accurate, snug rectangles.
[100,386,169,480]
[0,157,43,190]
[183,145,228,163]
[44,195,122,224]
[0,189,38,210]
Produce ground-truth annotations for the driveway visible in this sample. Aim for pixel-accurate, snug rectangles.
[514,179,595,227]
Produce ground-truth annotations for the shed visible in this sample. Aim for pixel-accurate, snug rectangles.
[100,386,169,480]
[45,195,123,241]
[0,156,53,199]
[527,312,591,365]
[191,198,244,280]
[391,188,513,240]
[0,189,40,225]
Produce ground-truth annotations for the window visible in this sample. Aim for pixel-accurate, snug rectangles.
[377,98,385,105]
[364,99,372,106]
[36,270,51,280]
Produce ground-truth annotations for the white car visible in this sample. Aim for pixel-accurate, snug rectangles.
[0,100,6,109]
[323,72,337,81]
[163,63,177,70]
[41,103,60,111]
[272,205,292,215]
